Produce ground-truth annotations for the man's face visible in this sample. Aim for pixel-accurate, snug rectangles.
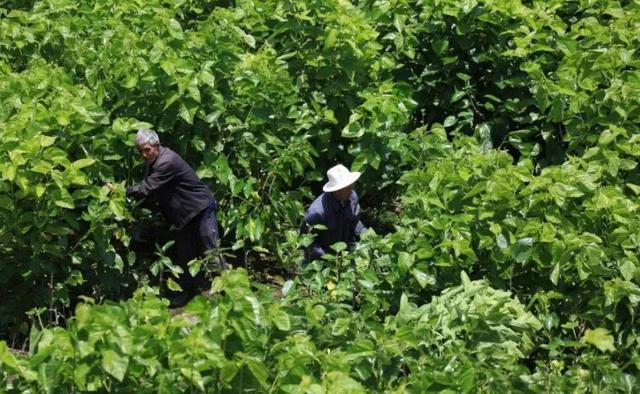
[137,143,160,163]
[333,184,354,202]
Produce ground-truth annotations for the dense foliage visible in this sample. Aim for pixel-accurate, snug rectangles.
[1,0,639,391]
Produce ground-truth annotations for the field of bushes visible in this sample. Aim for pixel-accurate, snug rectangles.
[0,0,639,392]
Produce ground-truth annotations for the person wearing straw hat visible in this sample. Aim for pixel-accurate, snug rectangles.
[301,164,366,262]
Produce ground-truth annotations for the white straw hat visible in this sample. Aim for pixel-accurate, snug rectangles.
[323,164,361,192]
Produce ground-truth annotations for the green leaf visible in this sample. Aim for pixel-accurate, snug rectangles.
[220,361,239,384]
[73,363,91,389]
[451,90,466,103]
[109,199,125,218]
[0,195,12,210]
[619,260,636,282]
[510,238,534,263]
[331,318,350,336]
[242,33,256,48]
[167,278,182,292]
[308,304,326,322]
[245,295,262,325]
[443,116,457,128]
[330,242,347,253]
[626,183,640,195]
[188,85,201,103]
[178,99,198,124]
[167,19,184,40]
[459,366,475,392]
[270,307,291,331]
[282,280,294,296]
[101,350,128,382]
[475,123,492,153]
[351,153,367,172]
[35,184,46,198]
[324,28,339,49]
[161,240,175,253]
[180,368,205,391]
[411,269,433,288]
[432,39,449,54]
[246,217,258,241]
[125,73,140,88]
[0,341,20,371]
[357,279,374,289]
[150,262,161,276]
[598,129,616,145]
[323,109,337,124]
[56,112,70,126]
[550,263,560,286]
[200,70,215,88]
[188,260,201,278]
[496,234,508,249]
[398,292,411,320]
[398,251,414,272]
[582,328,615,352]
[322,371,365,392]
[55,200,75,209]
[246,357,269,389]
[549,97,565,122]
[2,164,16,181]
[191,137,206,152]
[233,26,255,48]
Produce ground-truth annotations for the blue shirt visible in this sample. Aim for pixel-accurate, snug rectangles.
[302,191,366,261]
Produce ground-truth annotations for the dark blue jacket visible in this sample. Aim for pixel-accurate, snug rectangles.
[126,147,216,230]
[302,191,366,261]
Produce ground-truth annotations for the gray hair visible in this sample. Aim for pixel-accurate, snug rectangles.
[135,129,160,146]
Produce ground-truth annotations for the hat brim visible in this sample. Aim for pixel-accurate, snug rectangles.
[322,172,361,192]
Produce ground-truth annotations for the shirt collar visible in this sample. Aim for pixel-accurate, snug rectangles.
[326,192,350,212]
[148,146,164,168]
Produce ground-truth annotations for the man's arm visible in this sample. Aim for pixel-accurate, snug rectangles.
[355,216,366,236]
[126,160,175,199]
[307,243,327,262]
[301,209,327,260]
[352,193,366,237]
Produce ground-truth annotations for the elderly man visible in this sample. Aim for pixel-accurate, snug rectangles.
[126,129,225,307]
[301,164,366,262]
